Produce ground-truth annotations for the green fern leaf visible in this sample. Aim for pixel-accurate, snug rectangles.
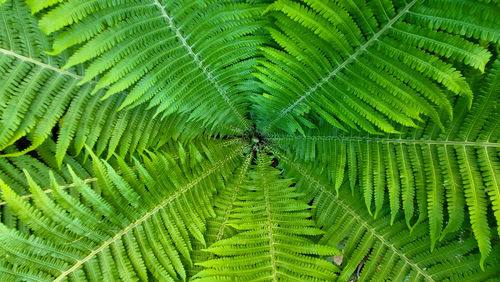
[276,150,500,280]
[268,57,500,263]
[26,0,265,130]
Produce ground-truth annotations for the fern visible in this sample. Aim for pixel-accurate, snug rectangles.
[0,1,223,165]
[0,137,247,280]
[0,0,499,281]
[28,0,265,131]
[186,152,253,278]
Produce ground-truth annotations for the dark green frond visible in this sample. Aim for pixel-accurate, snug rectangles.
[0,1,222,166]
[254,0,499,135]
[267,58,500,265]
[27,0,266,130]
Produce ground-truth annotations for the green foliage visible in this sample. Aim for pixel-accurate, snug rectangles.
[29,0,265,131]
[0,137,247,280]
[0,0,499,281]
[0,1,220,166]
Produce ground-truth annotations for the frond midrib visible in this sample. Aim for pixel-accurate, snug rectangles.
[262,0,419,133]
[0,176,97,207]
[53,144,249,281]
[214,154,252,243]
[0,47,83,80]
[268,135,500,148]
[0,139,244,207]
[461,61,500,142]
[259,153,278,281]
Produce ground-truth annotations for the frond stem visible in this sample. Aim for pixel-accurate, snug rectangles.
[268,135,500,148]
[0,140,242,207]
[258,152,278,281]
[214,153,252,243]
[0,177,97,206]
[0,47,83,80]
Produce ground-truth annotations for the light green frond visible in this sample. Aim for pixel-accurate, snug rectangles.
[195,151,339,281]
[187,152,252,278]
[0,137,248,281]
[0,140,94,230]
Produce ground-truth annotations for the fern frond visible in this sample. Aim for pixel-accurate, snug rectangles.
[0,1,225,165]
[255,0,498,135]
[0,0,498,279]
[0,140,95,231]
[27,0,266,130]
[0,138,248,281]
[275,150,500,280]
[0,0,84,152]
[196,152,339,280]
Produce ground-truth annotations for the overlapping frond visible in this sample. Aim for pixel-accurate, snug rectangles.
[0,138,248,281]
[268,58,500,265]
[26,0,266,131]
[196,152,339,280]
[254,0,499,135]
[275,150,500,279]
[0,140,93,231]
